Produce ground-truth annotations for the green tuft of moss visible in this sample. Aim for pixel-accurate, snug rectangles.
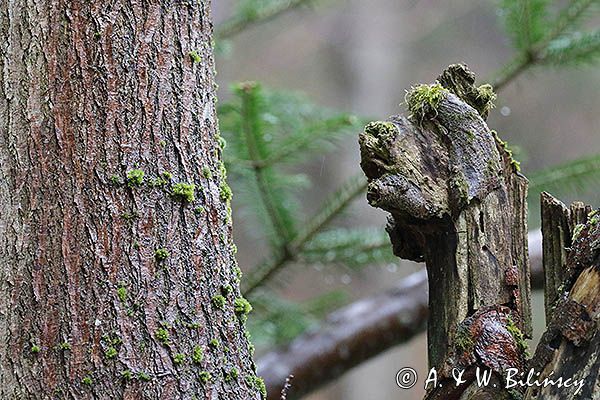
[105,346,118,359]
[194,206,205,215]
[405,83,448,121]
[225,367,239,382]
[109,175,121,185]
[219,182,232,202]
[154,248,169,261]
[189,50,202,63]
[126,169,144,187]
[171,182,196,203]
[234,297,252,316]
[211,295,226,309]
[192,345,203,364]
[82,376,93,385]
[121,370,133,381]
[137,371,151,381]
[198,371,212,384]
[218,136,227,151]
[173,353,185,365]
[30,344,41,354]
[506,316,530,357]
[248,375,267,397]
[155,328,170,345]
[364,121,396,138]
[475,83,497,115]
[454,326,474,353]
[220,284,232,296]
[233,267,243,282]
[117,284,127,303]
[58,341,71,351]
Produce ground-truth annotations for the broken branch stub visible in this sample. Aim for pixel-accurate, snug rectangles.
[359,64,531,393]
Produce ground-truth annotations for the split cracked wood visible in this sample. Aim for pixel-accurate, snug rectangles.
[526,194,599,400]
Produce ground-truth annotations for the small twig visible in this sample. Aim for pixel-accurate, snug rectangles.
[216,0,314,40]
[280,375,294,400]
[239,85,294,244]
[490,0,595,90]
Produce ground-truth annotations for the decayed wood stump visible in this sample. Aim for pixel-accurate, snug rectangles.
[360,64,599,399]
[359,64,531,399]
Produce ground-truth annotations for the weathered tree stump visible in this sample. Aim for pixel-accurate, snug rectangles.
[360,64,599,399]
[359,64,532,399]
[359,65,531,399]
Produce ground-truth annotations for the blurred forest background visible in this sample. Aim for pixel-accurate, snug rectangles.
[212,1,599,399]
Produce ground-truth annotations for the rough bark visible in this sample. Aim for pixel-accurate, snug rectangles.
[0,1,261,399]
[257,232,545,400]
[526,194,599,400]
[359,64,531,399]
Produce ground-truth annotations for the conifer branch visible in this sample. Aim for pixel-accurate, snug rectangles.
[216,0,314,40]
[238,83,296,244]
[243,175,367,296]
[491,0,597,90]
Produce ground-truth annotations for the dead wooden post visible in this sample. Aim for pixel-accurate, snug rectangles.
[359,64,531,398]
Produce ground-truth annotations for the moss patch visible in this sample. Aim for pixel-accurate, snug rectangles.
[219,182,232,202]
[171,183,196,203]
[225,367,239,382]
[154,248,169,261]
[198,371,212,384]
[137,371,151,382]
[117,284,127,303]
[155,328,170,345]
[220,284,232,296]
[173,353,185,365]
[126,169,144,187]
[188,50,202,63]
[247,375,267,397]
[192,345,203,364]
[405,83,448,121]
[58,341,71,351]
[506,316,530,357]
[454,325,474,353]
[105,346,118,359]
[121,370,133,381]
[234,297,252,317]
[211,295,226,309]
[475,83,497,116]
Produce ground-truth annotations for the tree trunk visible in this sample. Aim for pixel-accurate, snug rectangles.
[0,1,262,399]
